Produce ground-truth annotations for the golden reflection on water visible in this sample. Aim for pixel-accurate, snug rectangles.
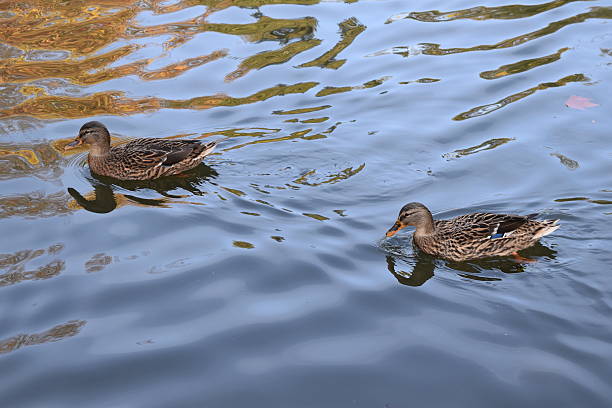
[0,142,66,180]
[0,320,86,355]
[85,253,113,273]
[298,17,366,70]
[273,105,331,115]
[0,243,65,287]
[384,7,611,57]
[0,190,73,218]
[315,76,391,97]
[0,44,226,85]
[233,240,255,249]
[0,0,373,122]
[0,0,609,221]
[387,0,592,23]
[225,39,320,82]
[0,148,39,165]
[480,48,569,80]
[0,82,319,119]
[0,6,135,55]
[1,0,601,124]
[293,164,365,186]
[443,138,514,160]
[453,74,588,121]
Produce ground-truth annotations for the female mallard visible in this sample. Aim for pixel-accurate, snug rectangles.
[386,202,559,262]
[65,121,217,180]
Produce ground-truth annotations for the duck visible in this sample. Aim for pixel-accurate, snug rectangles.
[385,202,560,262]
[64,121,217,180]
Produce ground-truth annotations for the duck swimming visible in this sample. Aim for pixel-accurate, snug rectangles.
[65,121,217,180]
[386,202,559,262]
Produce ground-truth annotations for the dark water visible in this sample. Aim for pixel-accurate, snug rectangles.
[1,0,611,406]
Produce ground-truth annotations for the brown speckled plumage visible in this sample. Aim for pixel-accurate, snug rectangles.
[386,202,560,262]
[66,121,217,180]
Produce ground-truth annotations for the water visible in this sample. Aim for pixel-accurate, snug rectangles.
[1,0,611,406]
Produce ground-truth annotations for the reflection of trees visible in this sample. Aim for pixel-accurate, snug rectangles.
[131,15,317,43]
[226,39,321,81]
[0,7,135,55]
[292,164,365,186]
[388,0,590,23]
[299,17,366,70]
[387,8,612,57]
[443,138,514,160]
[0,320,86,355]
[0,260,65,287]
[0,0,376,121]
[0,190,73,219]
[1,47,227,85]
[0,243,65,287]
[0,82,319,120]
[480,48,569,80]
[314,76,390,97]
[453,74,587,121]
[0,141,65,181]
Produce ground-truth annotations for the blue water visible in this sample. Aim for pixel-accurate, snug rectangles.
[1,0,611,406]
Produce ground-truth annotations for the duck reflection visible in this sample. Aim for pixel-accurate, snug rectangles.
[384,241,557,287]
[386,254,435,287]
[67,163,218,214]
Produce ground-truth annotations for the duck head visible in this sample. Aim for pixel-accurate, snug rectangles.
[386,202,433,237]
[65,121,111,153]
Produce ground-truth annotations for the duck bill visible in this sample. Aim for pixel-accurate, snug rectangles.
[64,138,83,150]
[386,221,406,237]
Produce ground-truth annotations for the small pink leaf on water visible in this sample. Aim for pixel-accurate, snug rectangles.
[565,95,598,110]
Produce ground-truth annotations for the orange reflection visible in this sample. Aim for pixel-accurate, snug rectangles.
[384,8,611,57]
[0,82,318,119]
[0,243,65,288]
[0,320,86,355]
[0,8,136,55]
[0,141,68,181]
[225,39,320,81]
[453,74,587,121]
[443,138,515,160]
[0,148,39,165]
[2,49,230,86]
[130,15,317,44]
[299,17,366,70]
[0,190,73,218]
[480,48,569,80]
[388,0,590,23]
[292,164,365,186]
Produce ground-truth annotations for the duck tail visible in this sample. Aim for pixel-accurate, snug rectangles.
[195,140,217,159]
[533,219,560,240]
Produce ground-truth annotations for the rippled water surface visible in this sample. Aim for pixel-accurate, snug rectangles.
[1,0,611,406]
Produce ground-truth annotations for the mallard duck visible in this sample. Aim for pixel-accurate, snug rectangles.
[65,121,217,180]
[386,202,559,262]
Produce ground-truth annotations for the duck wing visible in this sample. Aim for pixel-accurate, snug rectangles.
[447,212,539,239]
[161,147,195,166]
[126,138,200,153]
[117,139,200,168]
